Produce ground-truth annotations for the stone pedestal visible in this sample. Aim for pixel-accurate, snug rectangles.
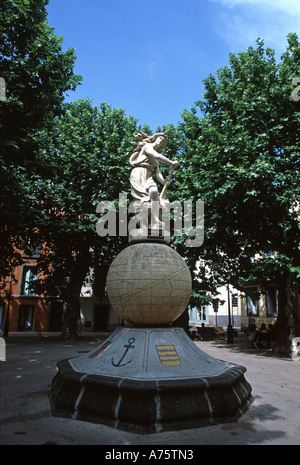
[49,240,252,432]
[49,326,252,433]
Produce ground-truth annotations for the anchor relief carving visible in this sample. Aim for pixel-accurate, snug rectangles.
[111,337,135,367]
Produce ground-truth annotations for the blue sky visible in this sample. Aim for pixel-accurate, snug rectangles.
[46,0,300,130]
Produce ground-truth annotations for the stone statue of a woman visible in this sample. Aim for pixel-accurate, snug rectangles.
[129,131,179,232]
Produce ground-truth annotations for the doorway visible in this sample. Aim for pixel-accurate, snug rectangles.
[18,305,35,331]
[94,304,109,331]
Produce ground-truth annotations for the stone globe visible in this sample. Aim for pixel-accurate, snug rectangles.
[106,242,192,326]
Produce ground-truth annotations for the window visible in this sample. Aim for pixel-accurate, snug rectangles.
[232,295,238,308]
[266,288,278,316]
[20,266,38,296]
[18,305,35,331]
[246,288,259,316]
[23,238,40,258]
[197,306,207,321]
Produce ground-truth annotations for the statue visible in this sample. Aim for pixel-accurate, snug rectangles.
[49,129,252,433]
[129,131,179,232]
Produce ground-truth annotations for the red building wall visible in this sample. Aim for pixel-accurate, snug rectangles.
[0,254,50,333]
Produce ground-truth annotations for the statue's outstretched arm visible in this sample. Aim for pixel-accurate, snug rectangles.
[144,144,174,166]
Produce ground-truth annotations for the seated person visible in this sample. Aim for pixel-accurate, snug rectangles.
[248,323,259,348]
[189,326,198,340]
[254,323,272,348]
[267,324,276,342]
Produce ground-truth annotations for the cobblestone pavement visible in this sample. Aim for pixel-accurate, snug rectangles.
[0,331,299,446]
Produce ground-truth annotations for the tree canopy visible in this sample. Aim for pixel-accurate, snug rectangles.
[175,34,300,349]
[0,0,81,281]
[28,99,139,336]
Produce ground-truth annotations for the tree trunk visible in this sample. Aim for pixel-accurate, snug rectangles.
[60,247,91,339]
[286,273,300,340]
[60,298,80,339]
[275,273,300,355]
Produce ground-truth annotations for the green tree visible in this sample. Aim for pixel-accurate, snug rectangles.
[156,123,208,307]
[177,34,300,353]
[28,99,139,337]
[0,0,81,282]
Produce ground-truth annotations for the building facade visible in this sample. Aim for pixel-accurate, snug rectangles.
[188,285,242,330]
[187,285,284,332]
[0,253,49,333]
[240,285,280,331]
[0,252,121,334]
[2,253,297,335]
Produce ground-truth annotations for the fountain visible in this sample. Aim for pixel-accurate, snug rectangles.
[49,131,251,432]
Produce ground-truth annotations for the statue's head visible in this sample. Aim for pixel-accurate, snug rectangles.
[131,131,168,153]
[152,133,168,152]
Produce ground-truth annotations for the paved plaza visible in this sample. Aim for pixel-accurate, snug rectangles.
[0,331,299,446]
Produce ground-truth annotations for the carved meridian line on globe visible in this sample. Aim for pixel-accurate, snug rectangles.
[149,257,166,265]
[109,267,189,303]
[118,302,129,318]
[110,271,131,281]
